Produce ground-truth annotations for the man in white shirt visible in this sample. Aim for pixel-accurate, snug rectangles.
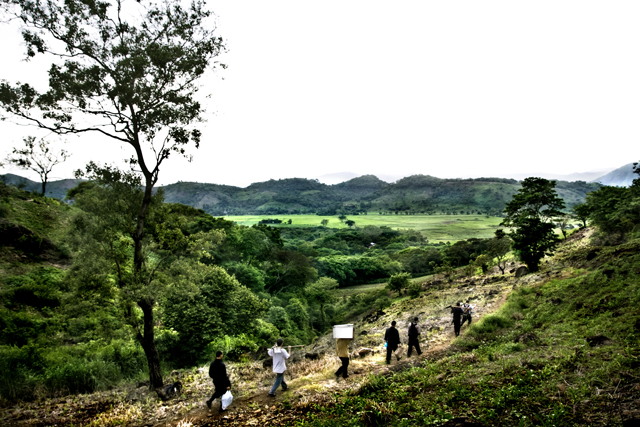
[268,338,291,397]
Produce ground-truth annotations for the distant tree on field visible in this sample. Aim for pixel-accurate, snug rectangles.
[487,229,512,274]
[338,214,347,222]
[3,136,70,195]
[321,219,329,227]
[345,219,355,228]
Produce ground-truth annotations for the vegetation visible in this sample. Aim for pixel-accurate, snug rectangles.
[501,177,565,272]
[2,136,70,196]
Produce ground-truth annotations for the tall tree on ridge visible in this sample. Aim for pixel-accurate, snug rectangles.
[501,177,565,272]
[0,0,226,390]
[3,136,70,195]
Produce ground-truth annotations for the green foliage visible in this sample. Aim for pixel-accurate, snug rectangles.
[163,265,268,366]
[386,272,412,296]
[586,185,640,239]
[205,334,259,362]
[267,306,291,333]
[501,178,565,272]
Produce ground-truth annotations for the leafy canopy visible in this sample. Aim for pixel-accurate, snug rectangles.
[501,178,565,272]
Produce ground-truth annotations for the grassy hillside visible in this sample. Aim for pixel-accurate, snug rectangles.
[2,229,639,426]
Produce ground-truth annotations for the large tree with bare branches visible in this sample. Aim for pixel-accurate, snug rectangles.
[0,0,225,390]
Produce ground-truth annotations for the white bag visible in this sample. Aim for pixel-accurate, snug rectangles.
[221,390,233,410]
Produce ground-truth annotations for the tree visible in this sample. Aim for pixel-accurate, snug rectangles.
[556,215,572,239]
[585,186,640,238]
[305,277,338,326]
[345,219,356,228]
[501,177,565,272]
[338,214,347,223]
[386,272,411,296]
[320,219,329,227]
[3,136,70,195]
[571,203,591,228]
[487,230,512,275]
[1,0,226,390]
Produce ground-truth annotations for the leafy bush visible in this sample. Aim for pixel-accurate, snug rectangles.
[205,334,259,362]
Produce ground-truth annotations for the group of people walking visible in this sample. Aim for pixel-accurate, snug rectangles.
[206,304,476,412]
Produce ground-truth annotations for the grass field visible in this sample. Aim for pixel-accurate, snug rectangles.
[223,214,506,243]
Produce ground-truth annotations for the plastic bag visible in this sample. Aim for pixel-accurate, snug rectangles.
[221,390,233,410]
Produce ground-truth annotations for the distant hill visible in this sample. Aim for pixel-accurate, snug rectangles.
[2,172,602,216]
[0,173,81,200]
[592,163,637,187]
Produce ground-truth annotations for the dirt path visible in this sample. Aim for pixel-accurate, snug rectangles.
[156,279,517,427]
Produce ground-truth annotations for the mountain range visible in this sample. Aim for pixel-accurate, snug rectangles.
[1,172,604,216]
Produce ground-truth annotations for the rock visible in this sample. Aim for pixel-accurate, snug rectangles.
[304,353,320,360]
[514,332,540,344]
[487,289,499,296]
[586,335,613,347]
[515,266,529,277]
[357,348,376,357]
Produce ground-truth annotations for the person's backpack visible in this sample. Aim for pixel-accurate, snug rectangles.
[408,323,418,338]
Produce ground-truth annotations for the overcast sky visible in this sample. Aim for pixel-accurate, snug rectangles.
[1,1,639,187]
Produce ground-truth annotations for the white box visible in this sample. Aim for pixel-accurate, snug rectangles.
[333,324,354,339]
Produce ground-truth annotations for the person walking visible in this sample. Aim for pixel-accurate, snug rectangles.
[384,321,401,364]
[268,338,291,397]
[451,302,465,337]
[460,301,474,327]
[407,317,422,357]
[206,351,231,412]
[335,338,352,380]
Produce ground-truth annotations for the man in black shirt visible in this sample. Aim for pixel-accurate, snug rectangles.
[206,351,231,412]
[451,303,465,337]
[384,321,401,364]
[407,317,422,357]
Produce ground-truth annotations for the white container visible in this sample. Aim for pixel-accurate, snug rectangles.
[333,324,354,339]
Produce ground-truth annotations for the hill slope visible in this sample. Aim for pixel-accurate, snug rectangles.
[593,162,637,187]
[3,228,639,426]
[2,172,602,216]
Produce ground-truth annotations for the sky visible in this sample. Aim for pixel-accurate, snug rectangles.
[0,1,639,187]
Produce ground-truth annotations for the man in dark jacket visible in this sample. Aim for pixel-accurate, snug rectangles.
[451,302,465,337]
[206,351,231,412]
[384,321,401,364]
[407,317,422,357]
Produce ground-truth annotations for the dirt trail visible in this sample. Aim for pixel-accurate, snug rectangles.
[157,277,519,427]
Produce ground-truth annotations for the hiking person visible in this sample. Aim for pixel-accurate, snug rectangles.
[451,302,465,337]
[206,351,231,412]
[407,317,422,357]
[335,337,352,380]
[268,338,291,397]
[460,301,474,327]
[384,320,402,364]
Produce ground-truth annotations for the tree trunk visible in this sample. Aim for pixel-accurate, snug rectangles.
[41,179,46,196]
[133,175,163,390]
[138,298,163,389]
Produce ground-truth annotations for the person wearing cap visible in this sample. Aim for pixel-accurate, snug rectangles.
[268,338,291,397]
[407,317,422,357]
[384,321,402,364]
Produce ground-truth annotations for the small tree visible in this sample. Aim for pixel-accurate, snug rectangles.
[338,214,347,223]
[474,254,492,274]
[571,203,591,228]
[345,219,356,228]
[4,136,70,195]
[556,215,572,239]
[386,272,411,296]
[320,219,329,227]
[487,229,512,274]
